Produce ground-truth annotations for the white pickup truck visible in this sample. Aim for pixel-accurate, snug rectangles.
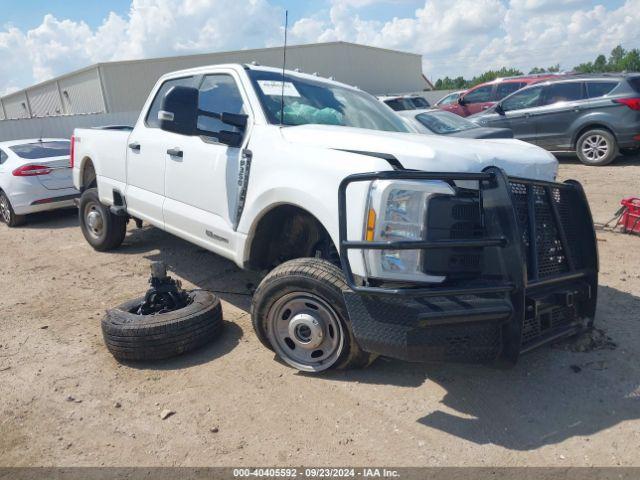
[72,64,598,372]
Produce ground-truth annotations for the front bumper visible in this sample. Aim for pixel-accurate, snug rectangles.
[338,167,598,363]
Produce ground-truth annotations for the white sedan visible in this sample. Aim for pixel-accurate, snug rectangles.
[0,138,79,227]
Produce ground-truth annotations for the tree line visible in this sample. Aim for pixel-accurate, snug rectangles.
[433,45,640,91]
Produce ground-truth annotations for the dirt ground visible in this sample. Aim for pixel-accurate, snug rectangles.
[1,154,639,467]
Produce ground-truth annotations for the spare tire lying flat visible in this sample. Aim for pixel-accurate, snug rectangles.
[102,290,223,361]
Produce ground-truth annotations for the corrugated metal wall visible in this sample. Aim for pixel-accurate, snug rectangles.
[100,43,428,113]
[0,112,137,142]
[58,67,106,115]
[29,82,64,117]
[3,91,31,119]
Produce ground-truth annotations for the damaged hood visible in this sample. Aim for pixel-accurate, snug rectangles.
[281,125,558,181]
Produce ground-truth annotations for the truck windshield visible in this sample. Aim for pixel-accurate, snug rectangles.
[10,141,70,159]
[247,70,409,133]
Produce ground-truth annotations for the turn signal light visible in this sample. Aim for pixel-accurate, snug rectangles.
[365,208,376,241]
[12,164,52,176]
[614,98,640,111]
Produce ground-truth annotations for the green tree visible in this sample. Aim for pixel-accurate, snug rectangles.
[608,45,627,70]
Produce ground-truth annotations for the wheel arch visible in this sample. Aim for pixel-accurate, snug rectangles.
[244,202,339,271]
[78,156,97,191]
[572,122,617,148]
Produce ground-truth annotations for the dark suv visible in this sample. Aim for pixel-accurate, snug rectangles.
[470,74,640,165]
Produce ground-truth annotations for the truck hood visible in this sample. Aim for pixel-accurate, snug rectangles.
[281,125,558,181]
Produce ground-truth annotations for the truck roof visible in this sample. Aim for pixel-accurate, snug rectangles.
[158,63,361,92]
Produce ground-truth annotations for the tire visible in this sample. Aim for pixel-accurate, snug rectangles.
[79,188,126,251]
[576,129,618,166]
[251,258,374,373]
[102,290,223,361]
[0,191,26,227]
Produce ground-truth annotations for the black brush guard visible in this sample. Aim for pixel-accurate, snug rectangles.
[338,167,598,363]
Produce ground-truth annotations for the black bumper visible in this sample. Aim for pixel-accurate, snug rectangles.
[338,167,598,363]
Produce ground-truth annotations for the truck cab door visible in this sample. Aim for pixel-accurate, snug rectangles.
[457,85,494,117]
[125,76,198,227]
[163,72,249,255]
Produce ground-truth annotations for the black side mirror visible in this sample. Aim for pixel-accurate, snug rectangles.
[159,86,199,136]
[495,103,505,115]
[457,96,467,106]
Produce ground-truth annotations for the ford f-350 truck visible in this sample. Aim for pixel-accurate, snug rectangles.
[72,64,598,372]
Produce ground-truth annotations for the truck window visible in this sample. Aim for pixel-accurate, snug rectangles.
[146,76,197,128]
[197,74,245,135]
[247,70,409,133]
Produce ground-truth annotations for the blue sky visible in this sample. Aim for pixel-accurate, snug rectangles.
[0,0,637,94]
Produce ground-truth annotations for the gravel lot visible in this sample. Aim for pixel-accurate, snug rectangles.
[1,154,639,467]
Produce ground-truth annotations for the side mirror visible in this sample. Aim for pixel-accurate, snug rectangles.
[217,130,244,148]
[457,96,467,106]
[495,103,505,115]
[159,86,198,136]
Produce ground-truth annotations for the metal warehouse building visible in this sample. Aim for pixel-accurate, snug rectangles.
[0,42,429,141]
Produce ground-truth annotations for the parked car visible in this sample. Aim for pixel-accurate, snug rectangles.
[378,94,430,111]
[71,64,597,373]
[469,74,640,165]
[433,90,465,108]
[0,138,78,227]
[438,74,560,117]
[398,108,513,139]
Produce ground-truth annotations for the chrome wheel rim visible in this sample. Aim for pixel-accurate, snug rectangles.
[0,195,10,224]
[267,291,344,372]
[84,202,104,239]
[582,135,609,162]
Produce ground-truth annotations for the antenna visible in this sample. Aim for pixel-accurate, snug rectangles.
[279,10,288,126]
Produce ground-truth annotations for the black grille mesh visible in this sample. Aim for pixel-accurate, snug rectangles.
[509,181,584,280]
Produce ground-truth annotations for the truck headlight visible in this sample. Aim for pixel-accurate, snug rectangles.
[363,179,455,282]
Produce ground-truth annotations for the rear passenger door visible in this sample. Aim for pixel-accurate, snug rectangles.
[126,75,198,226]
[531,82,585,150]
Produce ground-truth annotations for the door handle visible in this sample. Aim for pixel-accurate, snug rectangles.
[167,147,183,158]
[128,142,141,151]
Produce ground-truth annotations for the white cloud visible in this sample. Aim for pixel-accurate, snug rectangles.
[0,0,638,94]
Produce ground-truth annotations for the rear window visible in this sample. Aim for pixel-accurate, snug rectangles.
[409,97,430,108]
[540,82,584,106]
[586,81,618,98]
[384,98,413,111]
[9,141,70,159]
[628,77,640,93]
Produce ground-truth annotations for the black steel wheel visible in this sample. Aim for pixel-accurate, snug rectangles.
[102,290,223,361]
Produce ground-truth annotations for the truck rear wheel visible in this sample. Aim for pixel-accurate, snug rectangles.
[251,258,374,373]
[79,188,126,251]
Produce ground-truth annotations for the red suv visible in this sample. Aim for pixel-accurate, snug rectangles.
[438,75,560,117]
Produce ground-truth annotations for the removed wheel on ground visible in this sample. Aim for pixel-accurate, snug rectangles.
[251,257,374,373]
[102,290,223,361]
[79,188,127,251]
[576,129,618,166]
[0,191,26,227]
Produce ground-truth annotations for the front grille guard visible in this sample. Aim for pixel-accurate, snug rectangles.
[337,166,599,360]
